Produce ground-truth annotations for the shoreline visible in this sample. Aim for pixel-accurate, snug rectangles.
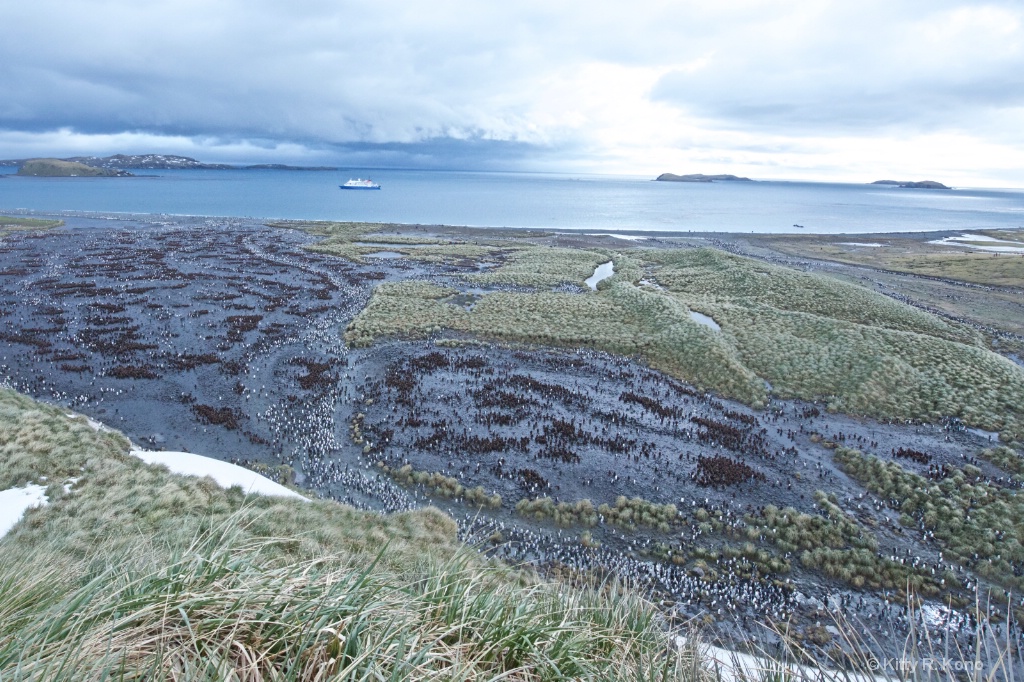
[0,210,1021,664]
[0,206,1011,241]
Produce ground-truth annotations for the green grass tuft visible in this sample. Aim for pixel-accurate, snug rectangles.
[0,387,705,680]
[345,247,1024,436]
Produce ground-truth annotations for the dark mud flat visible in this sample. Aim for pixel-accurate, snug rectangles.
[0,214,1019,662]
[342,341,1014,652]
[0,214,403,463]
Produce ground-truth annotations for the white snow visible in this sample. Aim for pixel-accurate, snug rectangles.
[838,242,885,247]
[586,233,647,241]
[585,261,615,290]
[942,234,1019,243]
[0,484,48,538]
[928,234,1024,253]
[68,413,107,432]
[676,636,890,682]
[130,450,307,501]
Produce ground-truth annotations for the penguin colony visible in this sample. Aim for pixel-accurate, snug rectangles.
[0,214,1020,665]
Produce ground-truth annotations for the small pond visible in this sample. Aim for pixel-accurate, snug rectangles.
[689,310,721,332]
[585,261,614,290]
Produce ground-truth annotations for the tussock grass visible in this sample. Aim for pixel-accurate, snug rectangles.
[978,446,1024,479]
[3,389,1018,678]
[0,216,64,231]
[748,494,875,554]
[346,247,1024,435]
[347,279,766,404]
[0,387,131,490]
[516,496,600,527]
[739,493,938,591]
[599,495,678,532]
[382,463,502,508]
[643,247,980,345]
[514,495,678,532]
[760,234,1024,288]
[268,220,387,240]
[1,522,708,680]
[314,242,498,264]
[281,219,503,265]
[1,387,708,680]
[773,596,1023,682]
[468,245,610,288]
[835,447,1024,594]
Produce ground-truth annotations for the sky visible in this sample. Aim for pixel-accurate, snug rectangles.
[1,0,1022,186]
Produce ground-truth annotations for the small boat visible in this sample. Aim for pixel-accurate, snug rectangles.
[340,178,380,190]
[793,224,805,228]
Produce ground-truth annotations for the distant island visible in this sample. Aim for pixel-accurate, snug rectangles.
[15,159,133,177]
[871,179,951,189]
[2,154,338,172]
[655,173,752,183]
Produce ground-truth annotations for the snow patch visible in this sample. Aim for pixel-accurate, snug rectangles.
[0,484,48,538]
[131,450,306,501]
[675,636,888,682]
[928,234,1024,253]
[68,413,107,432]
[586,233,647,241]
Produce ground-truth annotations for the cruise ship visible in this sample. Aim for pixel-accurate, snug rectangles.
[339,178,381,190]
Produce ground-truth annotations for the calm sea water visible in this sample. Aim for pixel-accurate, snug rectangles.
[1,166,1022,234]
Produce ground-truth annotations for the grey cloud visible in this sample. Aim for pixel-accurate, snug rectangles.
[1,0,1022,172]
[650,2,1024,134]
[652,66,1024,133]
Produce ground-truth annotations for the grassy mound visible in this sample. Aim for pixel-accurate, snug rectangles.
[0,388,700,679]
[757,232,1024,288]
[15,159,125,177]
[0,215,63,235]
[835,446,1024,593]
[345,244,1024,437]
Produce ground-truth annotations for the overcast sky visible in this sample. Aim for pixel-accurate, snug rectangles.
[1,0,1022,185]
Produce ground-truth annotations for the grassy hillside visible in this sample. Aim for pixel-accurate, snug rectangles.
[0,215,63,238]
[342,239,1024,438]
[0,387,700,680]
[15,159,126,177]
[752,233,1024,288]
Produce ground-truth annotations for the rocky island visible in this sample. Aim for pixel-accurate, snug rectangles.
[15,159,133,177]
[871,179,951,189]
[2,153,338,171]
[656,172,752,182]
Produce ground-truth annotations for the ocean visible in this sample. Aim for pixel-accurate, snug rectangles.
[1,166,1022,234]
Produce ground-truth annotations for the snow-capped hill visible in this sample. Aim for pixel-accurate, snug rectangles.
[66,154,233,170]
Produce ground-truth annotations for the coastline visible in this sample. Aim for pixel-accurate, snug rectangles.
[1,209,1022,665]
[0,206,1009,240]
[3,169,1023,233]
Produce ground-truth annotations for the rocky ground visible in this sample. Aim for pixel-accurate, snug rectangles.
[0,212,1020,663]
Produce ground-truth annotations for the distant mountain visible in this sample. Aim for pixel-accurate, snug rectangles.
[656,173,752,183]
[243,163,338,171]
[16,159,132,177]
[871,180,950,189]
[65,154,233,170]
[1,154,338,171]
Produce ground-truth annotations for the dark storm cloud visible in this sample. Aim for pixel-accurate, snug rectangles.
[1,1,1022,179]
